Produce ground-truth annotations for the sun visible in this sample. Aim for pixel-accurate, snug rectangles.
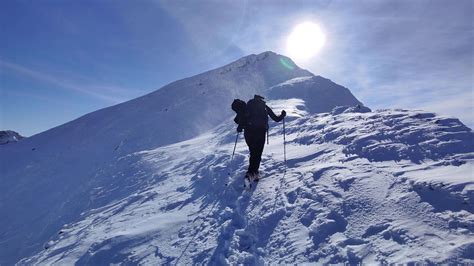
[286,22,326,60]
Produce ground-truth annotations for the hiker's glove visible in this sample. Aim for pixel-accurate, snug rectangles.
[281,110,286,118]
[237,125,243,132]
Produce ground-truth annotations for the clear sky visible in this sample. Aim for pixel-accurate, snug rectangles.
[1,0,472,136]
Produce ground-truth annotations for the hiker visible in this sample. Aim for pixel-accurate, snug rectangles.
[233,95,286,181]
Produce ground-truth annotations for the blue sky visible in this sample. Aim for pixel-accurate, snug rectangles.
[1,0,472,136]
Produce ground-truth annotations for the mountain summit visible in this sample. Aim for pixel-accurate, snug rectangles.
[1,52,472,264]
[7,52,336,155]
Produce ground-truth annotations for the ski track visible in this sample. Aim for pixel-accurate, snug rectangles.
[19,108,474,264]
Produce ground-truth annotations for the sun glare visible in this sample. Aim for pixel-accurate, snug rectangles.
[287,22,326,60]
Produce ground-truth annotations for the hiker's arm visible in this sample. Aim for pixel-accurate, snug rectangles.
[266,105,286,122]
[235,113,246,132]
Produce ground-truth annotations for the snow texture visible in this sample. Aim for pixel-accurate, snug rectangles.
[1,51,473,265]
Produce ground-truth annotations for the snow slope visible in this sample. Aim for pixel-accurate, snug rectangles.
[268,75,363,113]
[20,100,474,264]
[0,51,363,265]
[1,51,473,264]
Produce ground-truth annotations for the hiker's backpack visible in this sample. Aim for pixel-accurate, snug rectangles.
[246,98,268,129]
[232,99,247,125]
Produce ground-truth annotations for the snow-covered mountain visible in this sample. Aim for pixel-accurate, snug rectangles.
[0,130,24,145]
[267,76,363,113]
[0,51,360,265]
[1,52,473,264]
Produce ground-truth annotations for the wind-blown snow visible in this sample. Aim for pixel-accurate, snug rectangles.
[1,52,473,264]
[0,51,314,265]
[17,99,474,264]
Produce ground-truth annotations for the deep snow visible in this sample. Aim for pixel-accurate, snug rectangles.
[20,102,474,264]
[1,51,473,264]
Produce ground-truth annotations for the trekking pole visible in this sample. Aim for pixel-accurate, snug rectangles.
[229,132,239,173]
[266,129,269,145]
[283,117,287,167]
[227,132,240,176]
